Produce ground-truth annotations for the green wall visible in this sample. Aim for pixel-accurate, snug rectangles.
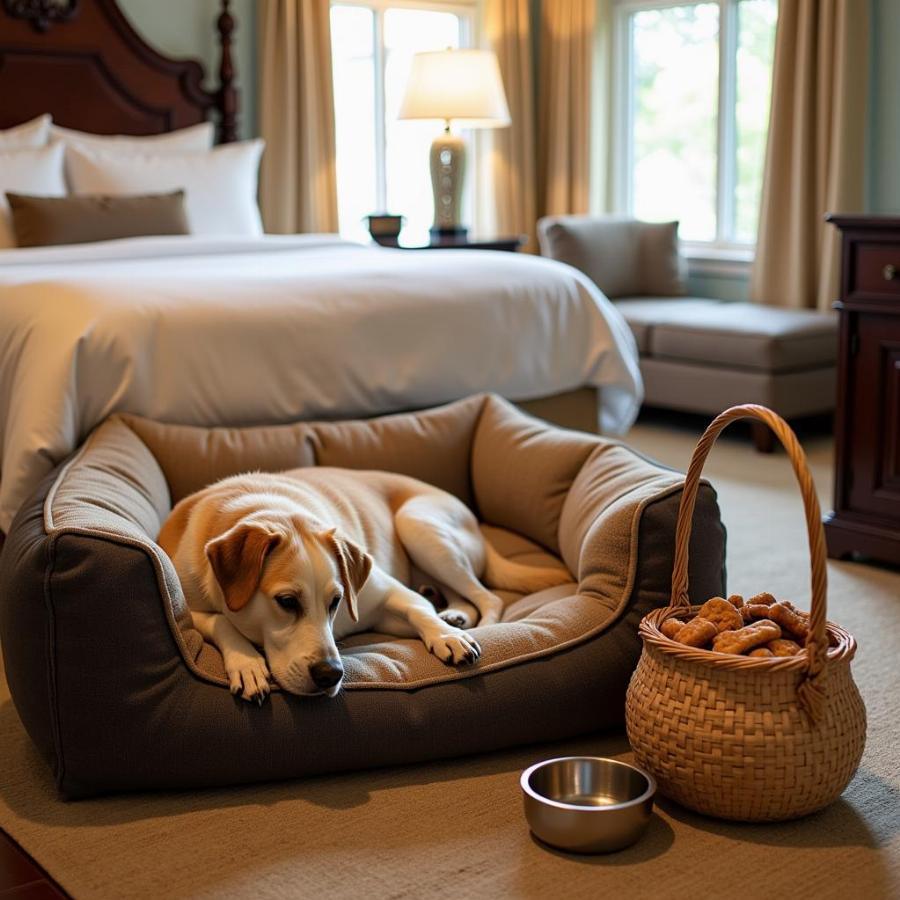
[117,0,257,139]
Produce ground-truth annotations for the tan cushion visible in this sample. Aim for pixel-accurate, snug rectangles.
[537,215,687,299]
[121,415,318,506]
[6,190,189,247]
[650,303,838,372]
[472,396,599,553]
[309,395,483,508]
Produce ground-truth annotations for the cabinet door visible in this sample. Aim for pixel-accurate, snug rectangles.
[846,313,900,519]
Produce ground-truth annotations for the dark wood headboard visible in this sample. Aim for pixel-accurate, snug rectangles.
[0,0,238,142]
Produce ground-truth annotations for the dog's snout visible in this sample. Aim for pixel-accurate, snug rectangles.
[310,658,344,690]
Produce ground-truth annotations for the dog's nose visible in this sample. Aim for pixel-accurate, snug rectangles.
[310,659,344,690]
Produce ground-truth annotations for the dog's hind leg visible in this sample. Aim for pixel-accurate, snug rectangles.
[394,496,505,627]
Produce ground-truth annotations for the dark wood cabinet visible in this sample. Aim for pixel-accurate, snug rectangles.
[825,215,900,565]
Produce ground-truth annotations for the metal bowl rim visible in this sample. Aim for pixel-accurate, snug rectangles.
[520,756,657,813]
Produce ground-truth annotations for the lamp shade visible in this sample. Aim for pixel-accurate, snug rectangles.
[397,49,511,128]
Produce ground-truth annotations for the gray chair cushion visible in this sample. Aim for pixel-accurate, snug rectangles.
[615,297,724,353]
[648,303,838,372]
[537,216,687,299]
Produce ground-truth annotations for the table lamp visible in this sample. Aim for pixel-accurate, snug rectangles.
[398,49,510,238]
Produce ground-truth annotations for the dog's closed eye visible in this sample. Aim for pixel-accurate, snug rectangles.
[274,593,301,614]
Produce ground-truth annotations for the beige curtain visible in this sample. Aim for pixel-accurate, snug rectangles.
[258,0,339,233]
[484,0,537,248]
[537,0,596,217]
[750,0,870,310]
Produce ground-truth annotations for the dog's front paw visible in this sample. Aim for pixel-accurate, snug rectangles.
[426,627,481,666]
[223,649,271,705]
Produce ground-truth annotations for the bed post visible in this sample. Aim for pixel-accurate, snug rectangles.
[216,0,239,143]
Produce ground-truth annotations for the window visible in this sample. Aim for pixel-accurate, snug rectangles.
[614,0,777,251]
[331,1,476,243]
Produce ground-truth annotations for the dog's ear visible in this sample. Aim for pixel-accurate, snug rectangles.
[321,528,372,623]
[205,523,281,612]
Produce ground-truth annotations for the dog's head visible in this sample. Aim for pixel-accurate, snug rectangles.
[204,517,372,697]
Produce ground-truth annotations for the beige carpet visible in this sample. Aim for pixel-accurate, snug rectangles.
[1,417,898,899]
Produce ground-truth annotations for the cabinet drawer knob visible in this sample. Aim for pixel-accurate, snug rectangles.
[884,264,898,281]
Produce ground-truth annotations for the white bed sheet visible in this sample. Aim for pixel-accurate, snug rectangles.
[0,235,641,532]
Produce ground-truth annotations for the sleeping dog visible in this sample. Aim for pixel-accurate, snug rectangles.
[158,468,570,702]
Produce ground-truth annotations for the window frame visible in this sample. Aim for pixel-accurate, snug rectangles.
[330,0,478,217]
[612,0,775,263]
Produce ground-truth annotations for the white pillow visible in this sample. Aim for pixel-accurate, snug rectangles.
[66,140,265,236]
[0,143,66,248]
[50,121,214,154]
[0,115,51,150]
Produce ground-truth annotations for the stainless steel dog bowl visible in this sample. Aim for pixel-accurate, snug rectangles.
[521,757,656,854]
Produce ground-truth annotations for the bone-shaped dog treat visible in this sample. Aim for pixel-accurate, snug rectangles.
[764,603,809,641]
[747,591,777,606]
[697,597,744,633]
[712,619,782,655]
[674,617,718,648]
[660,618,686,639]
[765,637,803,657]
[780,600,809,620]
[748,647,774,658]
[727,594,744,609]
[743,602,809,642]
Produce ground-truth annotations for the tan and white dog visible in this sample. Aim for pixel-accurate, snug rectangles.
[158,468,569,703]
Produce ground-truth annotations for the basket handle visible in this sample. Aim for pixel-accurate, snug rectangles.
[670,404,828,719]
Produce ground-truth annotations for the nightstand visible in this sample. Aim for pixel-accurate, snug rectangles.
[373,233,525,252]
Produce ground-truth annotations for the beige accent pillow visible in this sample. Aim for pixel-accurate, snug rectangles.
[6,190,190,247]
[537,215,687,299]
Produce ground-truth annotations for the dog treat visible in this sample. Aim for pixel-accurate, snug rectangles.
[661,619,686,639]
[697,597,744,633]
[674,617,718,648]
[742,603,775,623]
[763,603,809,642]
[781,600,810,620]
[747,591,777,607]
[713,619,782,655]
[766,637,803,657]
[727,594,744,609]
[748,647,774,658]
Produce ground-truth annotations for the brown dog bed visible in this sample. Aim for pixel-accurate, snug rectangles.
[0,394,724,798]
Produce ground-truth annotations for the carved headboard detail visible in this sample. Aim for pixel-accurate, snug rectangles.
[0,0,238,141]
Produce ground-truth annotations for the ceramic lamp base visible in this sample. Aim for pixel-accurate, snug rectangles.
[430,130,465,234]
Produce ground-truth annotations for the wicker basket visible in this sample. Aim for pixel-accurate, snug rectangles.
[625,404,867,822]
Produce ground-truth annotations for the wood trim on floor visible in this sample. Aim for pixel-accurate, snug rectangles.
[0,830,68,898]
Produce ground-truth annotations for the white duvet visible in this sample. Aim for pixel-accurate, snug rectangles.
[0,235,641,532]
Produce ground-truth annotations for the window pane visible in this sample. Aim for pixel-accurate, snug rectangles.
[630,4,719,242]
[384,8,464,242]
[734,0,778,243]
[331,5,377,242]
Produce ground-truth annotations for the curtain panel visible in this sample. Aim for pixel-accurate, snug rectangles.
[258,0,339,234]
[485,0,596,248]
[750,0,870,310]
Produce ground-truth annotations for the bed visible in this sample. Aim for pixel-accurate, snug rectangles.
[0,0,642,535]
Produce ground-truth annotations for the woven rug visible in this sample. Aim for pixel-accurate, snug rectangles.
[1,418,898,899]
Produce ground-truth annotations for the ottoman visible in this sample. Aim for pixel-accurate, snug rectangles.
[0,394,725,798]
[617,299,837,451]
